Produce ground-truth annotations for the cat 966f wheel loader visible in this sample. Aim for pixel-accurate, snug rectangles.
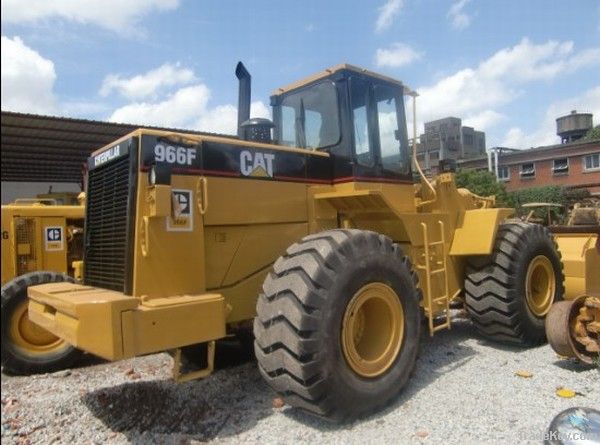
[26,63,565,420]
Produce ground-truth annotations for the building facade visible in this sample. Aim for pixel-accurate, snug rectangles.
[417,117,485,173]
[458,138,600,195]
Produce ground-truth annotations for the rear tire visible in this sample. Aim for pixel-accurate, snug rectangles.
[1,271,83,375]
[465,222,564,346]
[254,229,421,421]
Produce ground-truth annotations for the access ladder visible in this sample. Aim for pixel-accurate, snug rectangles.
[417,221,451,336]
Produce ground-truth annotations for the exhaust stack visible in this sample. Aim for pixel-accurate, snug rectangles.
[236,62,251,138]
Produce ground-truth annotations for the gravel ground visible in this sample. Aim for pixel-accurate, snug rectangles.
[2,316,598,445]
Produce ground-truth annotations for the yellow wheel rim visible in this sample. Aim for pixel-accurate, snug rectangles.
[341,283,404,378]
[525,255,556,317]
[8,300,66,355]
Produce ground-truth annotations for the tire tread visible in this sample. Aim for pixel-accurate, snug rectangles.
[254,229,421,420]
[465,222,564,346]
[1,271,82,375]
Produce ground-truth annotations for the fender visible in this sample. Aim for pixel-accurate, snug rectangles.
[449,208,514,256]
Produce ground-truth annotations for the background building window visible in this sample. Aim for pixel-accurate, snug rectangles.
[498,165,510,181]
[520,162,535,178]
[552,158,569,175]
[583,153,600,171]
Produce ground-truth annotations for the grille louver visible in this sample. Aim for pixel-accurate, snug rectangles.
[84,145,136,292]
[15,217,37,276]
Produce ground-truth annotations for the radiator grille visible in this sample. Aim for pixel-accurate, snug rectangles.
[84,151,135,292]
[15,217,37,276]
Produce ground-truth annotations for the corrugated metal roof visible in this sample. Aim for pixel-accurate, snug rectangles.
[0,111,235,183]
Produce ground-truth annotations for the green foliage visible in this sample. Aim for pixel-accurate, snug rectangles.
[455,169,513,206]
[509,185,563,206]
[561,187,591,207]
[509,185,591,207]
[508,185,591,223]
[455,170,592,213]
[510,185,564,222]
[583,125,600,141]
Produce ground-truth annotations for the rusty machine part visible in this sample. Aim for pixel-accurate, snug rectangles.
[546,295,600,364]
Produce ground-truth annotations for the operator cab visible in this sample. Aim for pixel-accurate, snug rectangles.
[271,64,412,183]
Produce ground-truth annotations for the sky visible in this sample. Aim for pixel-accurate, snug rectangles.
[1,0,599,149]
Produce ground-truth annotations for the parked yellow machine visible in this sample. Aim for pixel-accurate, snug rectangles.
[1,196,85,374]
[546,224,600,364]
[27,63,567,420]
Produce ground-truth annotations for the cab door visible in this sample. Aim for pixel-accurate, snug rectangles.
[372,83,411,179]
[349,76,411,182]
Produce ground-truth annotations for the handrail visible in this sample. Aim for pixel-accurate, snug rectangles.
[406,91,437,207]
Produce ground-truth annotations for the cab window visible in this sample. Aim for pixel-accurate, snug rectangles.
[279,81,340,149]
[280,106,296,145]
[350,77,374,167]
[374,85,409,175]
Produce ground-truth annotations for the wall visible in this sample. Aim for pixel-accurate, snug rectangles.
[458,139,600,196]
[501,154,600,195]
[418,117,486,171]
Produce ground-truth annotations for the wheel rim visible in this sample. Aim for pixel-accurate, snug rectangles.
[8,300,66,355]
[525,255,556,317]
[341,283,404,378]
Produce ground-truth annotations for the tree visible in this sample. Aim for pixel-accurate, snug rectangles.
[509,185,563,206]
[509,185,590,208]
[583,125,600,141]
[508,185,592,223]
[455,169,513,206]
[454,170,592,211]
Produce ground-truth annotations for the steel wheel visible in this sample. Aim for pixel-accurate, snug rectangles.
[525,255,555,317]
[255,229,421,420]
[465,222,564,346]
[341,283,404,377]
[2,271,83,374]
[8,300,66,355]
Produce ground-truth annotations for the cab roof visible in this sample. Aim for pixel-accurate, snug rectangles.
[271,63,417,97]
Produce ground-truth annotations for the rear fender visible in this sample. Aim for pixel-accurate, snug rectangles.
[449,208,514,256]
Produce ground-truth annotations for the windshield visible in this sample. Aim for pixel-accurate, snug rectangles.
[278,81,340,149]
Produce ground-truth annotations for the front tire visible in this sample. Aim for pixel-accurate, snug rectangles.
[254,229,421,421]
[1,271,83,375]
[465,222,564,346]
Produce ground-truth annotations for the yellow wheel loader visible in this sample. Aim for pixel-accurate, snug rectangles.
[1,196,85,374]
[26,63,566,420]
